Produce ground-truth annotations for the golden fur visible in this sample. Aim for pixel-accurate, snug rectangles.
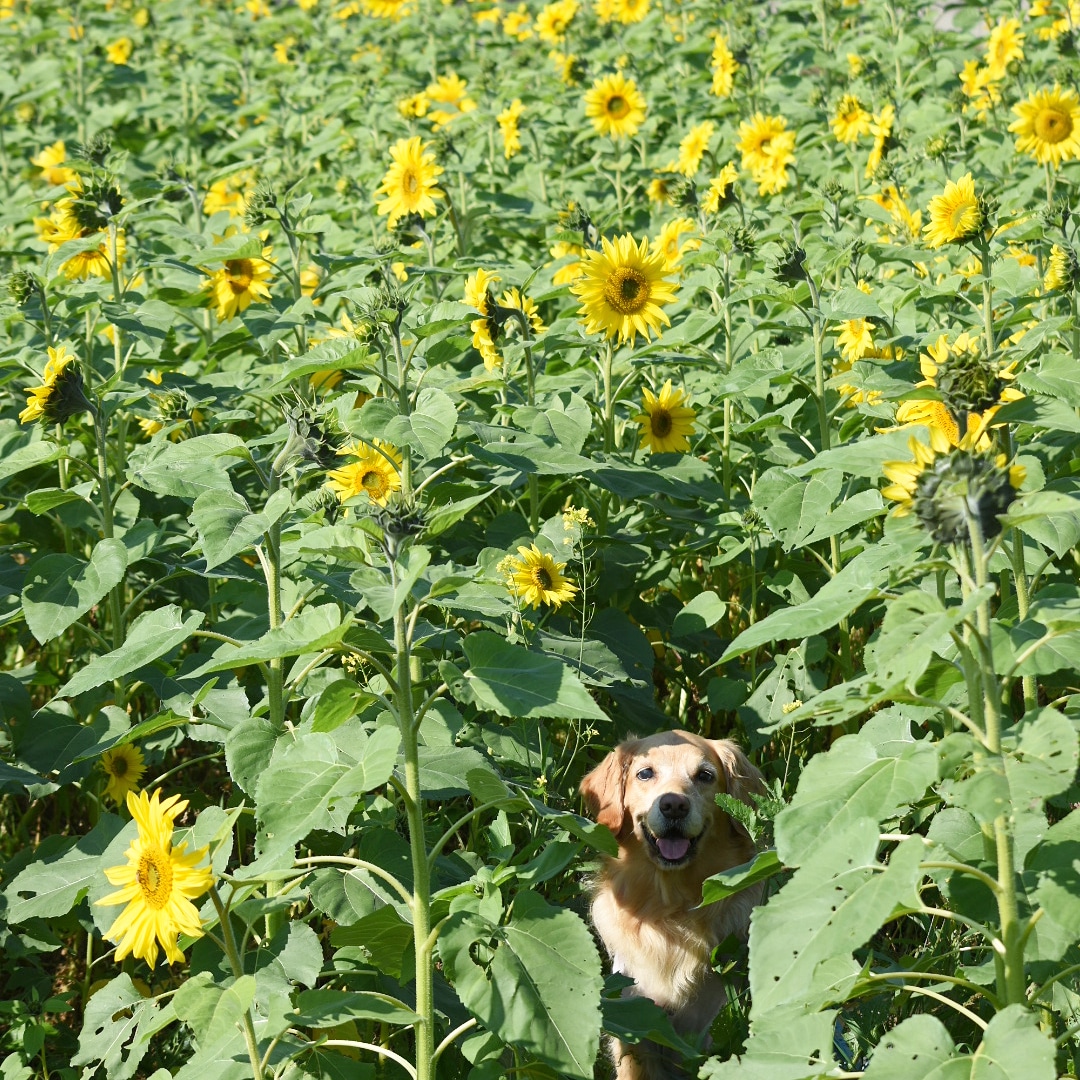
[579,730,764,1080]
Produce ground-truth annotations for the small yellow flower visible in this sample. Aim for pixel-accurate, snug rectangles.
[633,380,696,454]
[830,94,872,144]
[374,137,444,227]
[702,163,738,212]
[106,37,133,65]
[204,248,274,321]
[504,544,578,609]
[735,112,795,195]
[536,0,577,42]
[675,121,714,177]
[497,99,525,159]
[655,217,700,272]
[327,442,402,506]
[101,745,147,807]
[1009,85,1080,168]
[583,71,646,141]
[425,72,477,128]
[710,33,739,98]
[30,142,76,186]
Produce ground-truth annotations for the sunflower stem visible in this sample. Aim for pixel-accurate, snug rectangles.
[979,237,994,366]
[600,340,615,453]
[1071,288,1079,362]
[92,404,127,670]
[209,886,266,1079]
[1009,529,1038,713]
[389,320,413,499]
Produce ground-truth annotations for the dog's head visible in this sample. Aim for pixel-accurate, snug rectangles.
[579,730,763,871]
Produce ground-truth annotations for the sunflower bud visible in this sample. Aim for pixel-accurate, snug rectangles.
[282,395,340,470]
[819,177,845,204]
[244,181,278,229]
[772,240,807,283]
[1045,244,1080,292]
[913,450,1022,545]
[933,344,1007,415]
[8,270,39,307]
[69,175,124,230]
[371,496,427,559]
[670,178,698,210]
[1041,196,1071,233]
[72,132,112,166]
[730,225,757,255]
[925,134,952,162]
[42,366,94,426]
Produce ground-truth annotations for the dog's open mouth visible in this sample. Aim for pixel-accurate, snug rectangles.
[643,826,700,867]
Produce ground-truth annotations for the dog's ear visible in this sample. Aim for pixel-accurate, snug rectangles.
[580,747,631,839]
[709,739,765,835]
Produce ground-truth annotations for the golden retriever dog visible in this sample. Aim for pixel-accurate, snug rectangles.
[579,730,764,1080]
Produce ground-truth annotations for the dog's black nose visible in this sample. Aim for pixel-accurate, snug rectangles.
[659,794,690,820]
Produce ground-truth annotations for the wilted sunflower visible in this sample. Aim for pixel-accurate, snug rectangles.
[634,380,696,453]
[504,544,578,609]
[710,33,738,98]
[923,172,982,249]
[96,789,213,967]
[101,744,147,806]
[374,136,444,227]
[830,94,872,144]
[19,344,91,426]
[675,121,714,177]
[571,233,678,345]
[584,71,646,140]
[205,248,274,322]
[327,442,402,507]
[31,141,77,186]
[1009,85,1080,168]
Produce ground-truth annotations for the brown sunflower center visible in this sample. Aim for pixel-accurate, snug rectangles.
[362,468,389,498]
[403,169,420,195]
[607,95,629,119]
[111,756,128,777]
[137,848,173,909]
[1035,106,1072,143]
[226,259,254,294]
[650,408,673,438]
[604,266,650,314]
[533,566,553,590]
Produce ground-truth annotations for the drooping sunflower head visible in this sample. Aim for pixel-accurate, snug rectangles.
[633,379,696,454]
[374,136,444,228]
[19,344,92,426]
[919,331,1023,415]
[503,543,578,609]
[327,441,403,507]
[570,233,678,346]
[96,788,213,967]
[1009,84,1080,168]
[923,172,984,249]
[1044,243,1079,292]
[583,71,647,141]
[101,744,147,807]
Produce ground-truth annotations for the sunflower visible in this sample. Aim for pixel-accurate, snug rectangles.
[34,195,125,281]
[646,176,675,205]
[865,104,895,178]
[923,172,982,249]
[465,271,545,370]
[634,380,696,453]
[106,37,133,64]
[549,239,586,285]
[675,121,714,177]
[710,33,738,98]
[205,248,274,321]
[398,92,430,119]
[497,99,525,159]
[503,5,532,39]
[327,442,402,507]
[30,141,76,186]
[735,112,795,195]
[1044,243,1078,291]
[702,163,739,212]
[101,745,147,806]
[202,171,253,217]
[96,789,213,967]
[835,319,875,363]
[571,233,678,345]
[362,0,413,16]
[830,94,872,144]
[611,0,648,25]
[19,344,89,426]
[504,544,578,609]
[536,0,577,42]
[881,427,953,516]
[583,72,646,141]
[1009,85,1080,168]
[985,16,1024,78]
[655,217,700,271]
[425,73,476,128]
[374,137,444,227]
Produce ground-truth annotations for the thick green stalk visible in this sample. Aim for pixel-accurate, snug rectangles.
[968,514,1025,1006]
[390,323,414,499]
[1009,532,1038,712]
[392,584,435,1080]
[92,407,126,659]
[209,887,266,1079]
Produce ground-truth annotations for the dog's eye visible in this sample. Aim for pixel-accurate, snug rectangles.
[636,767,654,781]
[695,767,717,783]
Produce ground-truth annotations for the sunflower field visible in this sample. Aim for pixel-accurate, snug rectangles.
[3,0,1080,1076]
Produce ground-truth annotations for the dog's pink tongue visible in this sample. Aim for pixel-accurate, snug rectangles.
[657,837,690,861]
